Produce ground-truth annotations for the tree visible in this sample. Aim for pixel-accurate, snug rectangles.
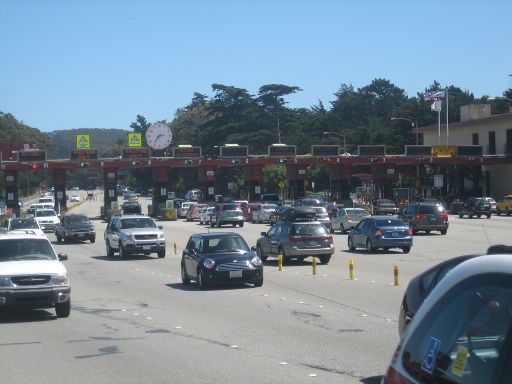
[262,165,287,192]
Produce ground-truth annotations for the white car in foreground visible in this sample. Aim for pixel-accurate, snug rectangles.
[0,233,71,317]
[34,209,61,232]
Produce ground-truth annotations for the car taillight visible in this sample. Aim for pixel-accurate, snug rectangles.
[441,213,449,219]
[346,215,352,220]
[405,228,413,235]
[415,214,425,219]
[375,229,383,236]
[289,235,302,242]
[324,235,333,241]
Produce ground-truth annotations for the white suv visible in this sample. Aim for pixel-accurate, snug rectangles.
[0,233,71,317]
[34,209,60,232]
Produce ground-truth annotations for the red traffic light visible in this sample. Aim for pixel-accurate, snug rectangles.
[31,164,41,169]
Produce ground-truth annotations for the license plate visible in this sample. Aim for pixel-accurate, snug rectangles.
[143,245,151,250]
[392,232,399,237]
[430,217,436,221]
[309,241,318,246]
[79,234,84,238]
[230,270,243,278]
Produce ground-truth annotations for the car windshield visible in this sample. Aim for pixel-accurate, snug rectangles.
[346,209,368,216]
[374,219,405,227]
[223,210,241,217]
[292,224,328,235]
[0,238,57,261]
[202,236,250,253]
[66,215,90,224]
[120,218,157,229]
[262,205,277,210]
[35,210,56,217]
[312,207,327,214]
[419,205,445,214]
[10,219,39,230]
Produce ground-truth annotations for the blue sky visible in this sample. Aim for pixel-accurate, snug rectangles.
[1,0,511,132]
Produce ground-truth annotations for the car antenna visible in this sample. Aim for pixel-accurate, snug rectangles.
[481,224,492,246]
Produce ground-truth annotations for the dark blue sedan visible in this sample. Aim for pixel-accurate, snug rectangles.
[347,216,413,253]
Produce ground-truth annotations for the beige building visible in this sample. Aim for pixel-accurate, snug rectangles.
[421,105,512,198]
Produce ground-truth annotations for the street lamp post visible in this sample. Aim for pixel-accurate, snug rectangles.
[322,131,346,153]
[390,117,418,145]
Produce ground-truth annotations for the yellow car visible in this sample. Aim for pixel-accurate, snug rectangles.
[496,195,512,216]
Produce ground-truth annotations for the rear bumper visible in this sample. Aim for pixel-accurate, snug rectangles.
[412,222,449,231]
[0,286,71,308]
[283,244,335,258]
[373,237,412,248]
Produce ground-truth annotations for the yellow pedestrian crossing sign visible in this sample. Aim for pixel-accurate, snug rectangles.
[76,134,91,149]
[128,133,142,147]
[278,181,285,188]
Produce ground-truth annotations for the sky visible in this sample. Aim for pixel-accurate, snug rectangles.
[1,0,511,132]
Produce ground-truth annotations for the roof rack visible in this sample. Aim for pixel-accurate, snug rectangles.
[280,207,317,222]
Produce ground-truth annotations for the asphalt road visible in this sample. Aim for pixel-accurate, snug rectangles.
[1,194,511,384]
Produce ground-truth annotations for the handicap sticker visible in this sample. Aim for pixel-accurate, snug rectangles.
[421,336,442,374]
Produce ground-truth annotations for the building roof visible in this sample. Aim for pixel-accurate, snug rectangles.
[419,112,512,133]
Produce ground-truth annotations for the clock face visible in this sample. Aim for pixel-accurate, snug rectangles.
[145,123,173,150]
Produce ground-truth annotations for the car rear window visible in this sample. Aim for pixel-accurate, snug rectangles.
[419,205,445,214]
[374,219,404,227]
[291,224,328,235]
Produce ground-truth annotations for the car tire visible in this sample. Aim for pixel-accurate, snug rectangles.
[157,248,166,258]
[440,229,447,235]
[256,245,267,262]
[425,230,431,235]
[217,221,221,228]
[253,279,263,287]
[477,214,481,219]
[366,239,374,253]
[497,208,501,216]
[210,220,215,228]
[198,270,208,290]
[319,255,331,264]
[329,225,334,234]
[181,263,190,285]
[56,235,62,243]
[90,236,96,243]
[119,243,126,260]
[402,246,411,254]
[56,299,71,318]
[507,208,511,216]
[458,212,463,218]
[239,222,244,228]
[348,237,355,251]
[486,213,491,219]
[106,241,114,258]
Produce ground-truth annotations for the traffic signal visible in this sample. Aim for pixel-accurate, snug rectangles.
[31,163,41,169]
[277,158,287,164]
[230,159,240,165]
[79,162,89,168]
[183,159,193,165]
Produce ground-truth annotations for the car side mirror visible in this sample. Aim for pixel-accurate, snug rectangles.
[251,246,257,252]
[58,253,68,261]
[158,226,163,230]
[261,232,267,236]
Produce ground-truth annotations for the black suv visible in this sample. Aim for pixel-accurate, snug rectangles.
[55,214,96,243]
[458,197,492,219]
[399,203,449,235]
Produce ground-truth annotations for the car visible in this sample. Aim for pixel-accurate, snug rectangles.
[0,232,71,318]
[34,209,61,232]
[55,214,96,243]
[1,217,45,236]
[293,198,322,207]
[178,201,195,218]
[347,216,413,253]
[257,204,278,224]
[180,232,263,289]
[186,203,209,222]
[496,194,512,216]
[399,202,449,235]
[256,207,334,264]
[398,253,481,337]
[199,207,215,225]
[121,201,142,214]
[185,189,202,201]
[383,254,512,384]
[38,196,55,205]
[371,199,399,215]
[104,215,166,259]
[250,204,263,223]
[458,197,492,219]
[234,200,249,217]
[260,193,280,204]
[310,206,332,231]
[26,202,54,216]
[69,195,80,203]
[330,207,370,234]
[211,209,244,228]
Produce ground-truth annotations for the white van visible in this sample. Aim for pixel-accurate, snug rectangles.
[185,189,201,201]
[39,196,55,204]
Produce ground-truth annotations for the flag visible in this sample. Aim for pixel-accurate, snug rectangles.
[423,90,446,101]
[431,100,443,112]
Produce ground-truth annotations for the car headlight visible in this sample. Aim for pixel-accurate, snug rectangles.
[53,274,69,285]
[0,276,11,287]
[203,258,215,269]
[158,233,165,240]
[90,225,95,230]
[251,256,262,267]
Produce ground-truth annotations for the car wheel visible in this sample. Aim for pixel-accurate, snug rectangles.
[402,246,411,254]
[340,224,345,234]
[210,220,215,228]
[239,221,244,228]
[90,236,96,243]
[253,279,263,288]
[458,212,463,218]
[348,237,355,251]
[232,223,236,227]
[181,263,190,284]
[329,225,334,234]
[197,270,208,290]
[217,221,221,228]
[106,241,114,258]
[256,245,267,261]
[507,208,511,216]
[440,229,447,235]
[486,213,491,219]
[157,248,166,258]
[366,239,374,253]
[425,230,431,235]
[497,208,501,216]
[477,214,481,219]
[412,229,418,235]
[199,220,203,225]
[56,235,62,243]
[55,299,71,318]
[119,243,126,260]
[319,255,331,264]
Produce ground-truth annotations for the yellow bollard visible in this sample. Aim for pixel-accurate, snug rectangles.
[349,258,355,280]
[394,264,400,286]
[278,254,283,271]
[312,257,317,275]
[174,242,177,255]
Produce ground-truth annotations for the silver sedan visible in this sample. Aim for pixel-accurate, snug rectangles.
[330,208,370,233]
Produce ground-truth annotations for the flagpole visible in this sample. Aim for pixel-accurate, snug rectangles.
[438,109,441,144]
[446,86,449,144]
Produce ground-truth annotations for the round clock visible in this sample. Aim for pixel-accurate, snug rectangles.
[145,123,173,150]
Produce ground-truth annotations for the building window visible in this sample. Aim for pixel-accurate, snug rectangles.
[507,129,512,155]
[488,131,496,154]
[472,133,479,145]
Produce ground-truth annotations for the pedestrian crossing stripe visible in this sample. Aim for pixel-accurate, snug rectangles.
[76,134,91,149]
[128,133,142,147]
